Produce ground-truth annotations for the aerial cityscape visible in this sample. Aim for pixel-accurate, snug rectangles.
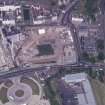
[0,0,105,105]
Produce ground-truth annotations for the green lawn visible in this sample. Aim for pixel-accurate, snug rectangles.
[0,87,9,104]
[96,39,104,50]
[80,0,99,21]
[4,79,13,88]
[20,76,39,95]
[91,79,105,105]
[44,78,61,105]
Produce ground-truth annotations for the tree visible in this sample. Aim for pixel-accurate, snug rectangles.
[99,70,104,77]
[98,74,104,82]
[89,56,96,64]
[97,52,105,61]
[51,1,56,6]
[59,4,66,9]
[82,52,89,61]
[96,39,104,50]
[91,70,97,78]
[81,0,99,22]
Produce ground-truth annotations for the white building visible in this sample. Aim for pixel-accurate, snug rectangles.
[0,5,21,25]
[72,17,84,26]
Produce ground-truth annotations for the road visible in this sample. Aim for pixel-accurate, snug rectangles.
[59,0,81,63]
[68,22,81,62]
[0,63,104,81]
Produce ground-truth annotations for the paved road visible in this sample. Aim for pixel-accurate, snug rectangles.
[60,0,81,63]
[0,62,104,81]
[0,66,46,80]
[68,22,81,62]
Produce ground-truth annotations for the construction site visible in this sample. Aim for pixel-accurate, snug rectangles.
[14,25,77,66]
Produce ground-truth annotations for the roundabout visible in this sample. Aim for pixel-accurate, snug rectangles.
[7,83,32,104]
[0,75,50,105]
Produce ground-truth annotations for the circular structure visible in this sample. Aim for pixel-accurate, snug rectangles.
[7,83,32,104]
[15,90,24,97]
[20,77,40,95]
[6,76,42,105]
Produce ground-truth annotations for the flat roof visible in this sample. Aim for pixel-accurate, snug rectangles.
[0,5,20,11]
[72,17,83,22]
[38,29,46,35]
[62,73,87,83]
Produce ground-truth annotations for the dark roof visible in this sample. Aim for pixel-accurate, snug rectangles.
[79,25,88,30]
[59,81,79,105]
[2,27,21,37]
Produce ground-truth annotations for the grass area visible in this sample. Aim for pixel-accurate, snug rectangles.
[90,79,105,105]
[0,87,9,104]
[97,52,105,61]
[15,90,24,97]
[32,75,39,81]
[82,51,105,63]
[20,76,39,95]
[44,78,61,105]
[96,39,104,50]
[4,79,13,88]
[80,0,99,21]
